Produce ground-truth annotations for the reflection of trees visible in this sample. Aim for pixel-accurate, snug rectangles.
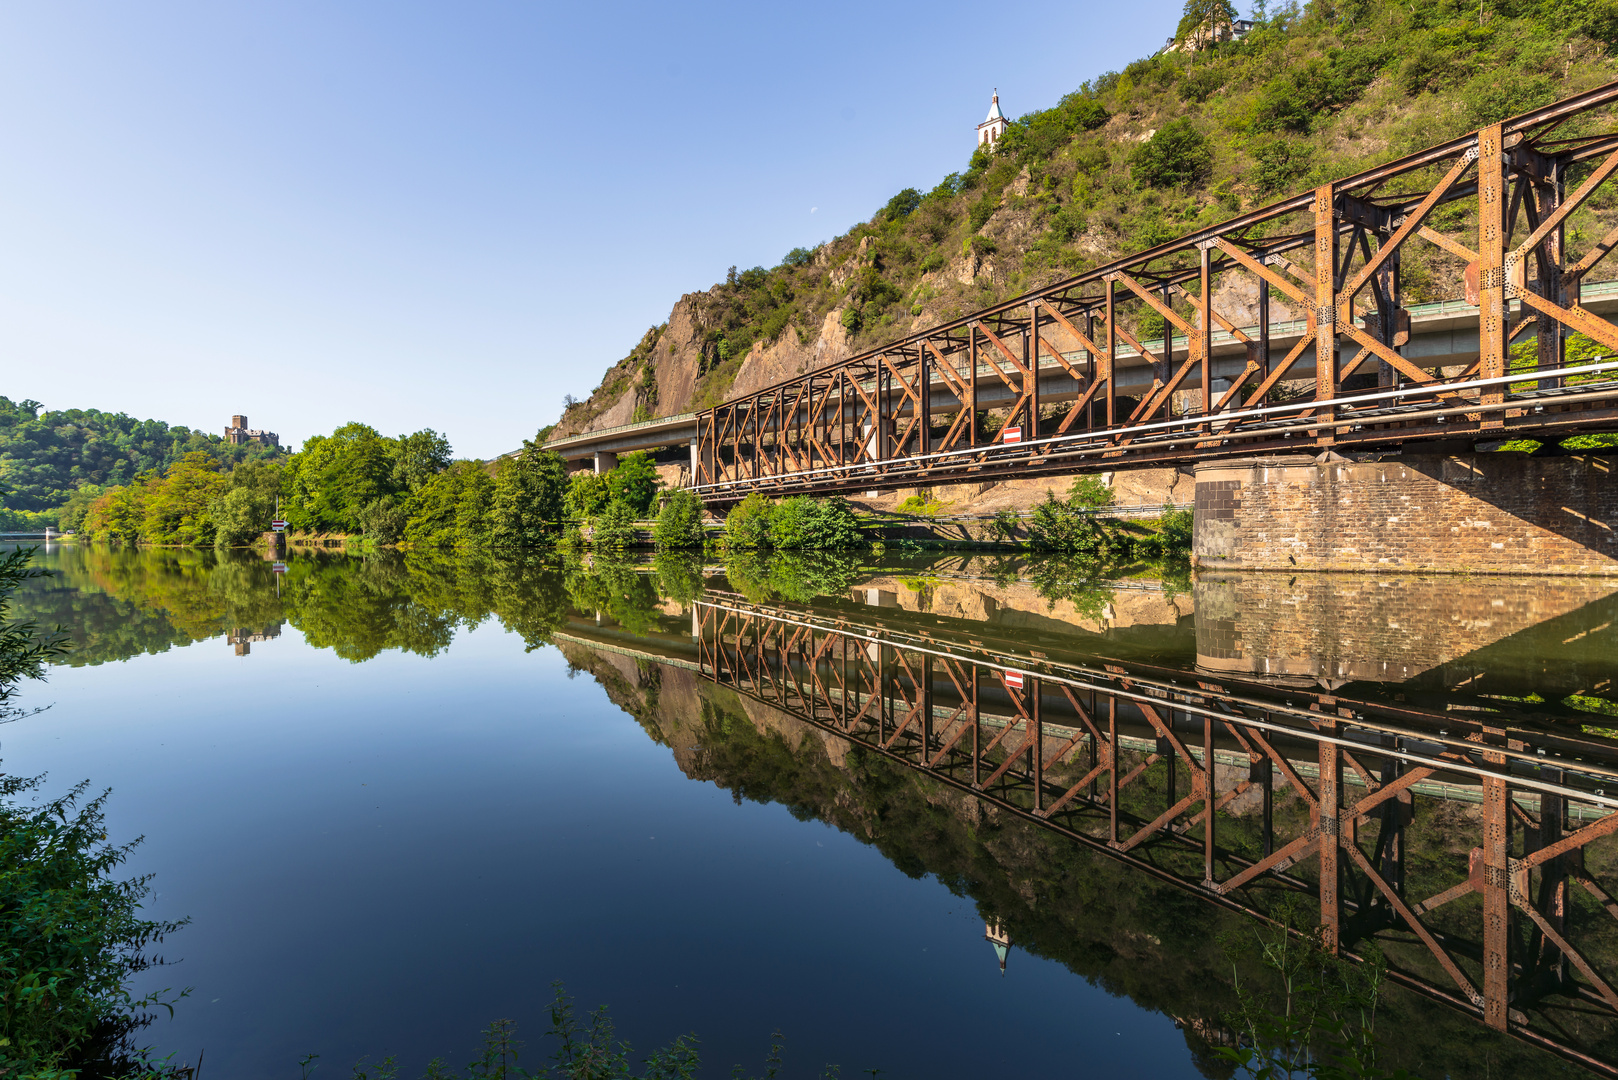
[12,546,285,665]
[721,551,868,604]
[13,545,573,666]
[564,557,665,636]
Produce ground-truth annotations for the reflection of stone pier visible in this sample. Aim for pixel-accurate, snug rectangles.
[1194,573,1618,688]
[227,624,282,656]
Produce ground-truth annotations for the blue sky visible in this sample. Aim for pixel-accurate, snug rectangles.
[2,1,1186,459]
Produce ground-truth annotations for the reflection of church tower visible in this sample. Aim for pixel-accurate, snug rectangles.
[977,90,1007,148]
[985,920,1010,974]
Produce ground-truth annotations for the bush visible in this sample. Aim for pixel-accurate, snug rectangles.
[1067,475,1115,509]
[654,489,707,550]
[565,471,613,521]
[769,496,866,550]
[591,500,639,550]
[1027,493,1112,558]
[1131,119,1212,189]
[0,549,187,1077]
[881,188,922,220]
[724,492,776,549]
[605,451,661,518]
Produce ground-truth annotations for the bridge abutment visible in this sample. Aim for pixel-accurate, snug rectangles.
[1192,452,1618,575]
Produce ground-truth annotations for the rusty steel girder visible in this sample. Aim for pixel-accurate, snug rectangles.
[692,83,1618,501]
[695,594,1618,1074]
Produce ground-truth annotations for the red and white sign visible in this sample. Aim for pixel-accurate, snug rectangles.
[1002,671,1024,689]
[272,562,287,574]
[1001,426,1022,444]
[270,520,288,531]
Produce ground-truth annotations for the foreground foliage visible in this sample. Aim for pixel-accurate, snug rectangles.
[351,983,839,1080]
[0,548,189,1077]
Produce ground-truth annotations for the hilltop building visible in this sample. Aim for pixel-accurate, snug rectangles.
[977,90,1007,148]
[225,414,280,448]
[1161,16,1253,52]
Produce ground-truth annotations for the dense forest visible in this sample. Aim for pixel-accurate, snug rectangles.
[0,396,283,528]
[552,0,1618,438]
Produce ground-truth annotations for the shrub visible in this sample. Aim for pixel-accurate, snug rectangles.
[564,471,613,521]
[769,496,865,550]
[881,188,922,221]
[1131,119,1212,189]
[1027,492,1112,558]
[1067,475,1115,509]
[1250,138,1310,195]
[591,500,639,550]
[724,492,776,549]
[654,489,707,550]
[605,451,661,518]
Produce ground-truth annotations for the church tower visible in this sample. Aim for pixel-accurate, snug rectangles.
[977,89,1007,148]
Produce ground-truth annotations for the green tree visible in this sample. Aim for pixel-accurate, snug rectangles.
[591,499,639,550]
[653,489,707,550]
[490,440,569,548]
[282,423,402,534]
[139,452,229,547]
[768,496,865,550]
[1176,0,1238,47]
[565,471,614,521]
[391,428,453,493]
[724,492,776,549]
[605,451,661,518]
[1131,119,1212,189]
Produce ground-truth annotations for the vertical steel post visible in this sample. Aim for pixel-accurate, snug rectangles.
[1027,304,1040,439]
[1199,244,1213,425]
[1481,727,1511,1030]
[918,344,932,460]
[1105,281,1118,429]
[1539,161,1567,387]
[1314,183,1339,436]
[1319,721,1341,953]
[1031,676,1043,814]
[1085,311,1098,431]
[1108,696,1119,844]
[1203,712,1215,887]
[1479,123,1507,428]
[1258,275,1271,389]
[968,325,980,449]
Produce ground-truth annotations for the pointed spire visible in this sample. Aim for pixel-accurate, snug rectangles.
[983,89,1005,124]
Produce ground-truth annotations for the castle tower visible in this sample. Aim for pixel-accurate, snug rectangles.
[977,90,1007,148]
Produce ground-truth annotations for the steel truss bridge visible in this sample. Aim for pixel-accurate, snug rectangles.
[691,84,1618,501]
[695,594,1618,1073]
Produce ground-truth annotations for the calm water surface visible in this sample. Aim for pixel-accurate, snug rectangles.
[6,543,1617,1078]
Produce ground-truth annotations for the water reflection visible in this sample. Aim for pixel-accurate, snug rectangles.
[11,542,1618,1077]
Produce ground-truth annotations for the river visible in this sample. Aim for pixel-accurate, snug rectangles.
[5,542,1617,1078]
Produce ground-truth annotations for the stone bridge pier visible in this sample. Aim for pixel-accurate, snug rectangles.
[1192,452,1618,575]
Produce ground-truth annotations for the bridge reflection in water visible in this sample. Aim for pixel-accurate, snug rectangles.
[692,587,1618,1075]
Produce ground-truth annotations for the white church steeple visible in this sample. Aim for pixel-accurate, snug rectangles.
[977,89,1007,148]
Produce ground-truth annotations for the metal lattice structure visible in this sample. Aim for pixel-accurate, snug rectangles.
[693,85,1618,500]
[696,594,1618,1073]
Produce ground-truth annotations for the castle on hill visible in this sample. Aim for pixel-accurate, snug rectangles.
[225,414,280,449]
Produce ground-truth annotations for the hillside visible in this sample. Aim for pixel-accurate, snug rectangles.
[551,0,1618,440]
[0,396,284,520]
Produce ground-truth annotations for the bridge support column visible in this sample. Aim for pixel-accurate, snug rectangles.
[689,438,699,486]
[593,451,619,474]
[1192,452,1618,575]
